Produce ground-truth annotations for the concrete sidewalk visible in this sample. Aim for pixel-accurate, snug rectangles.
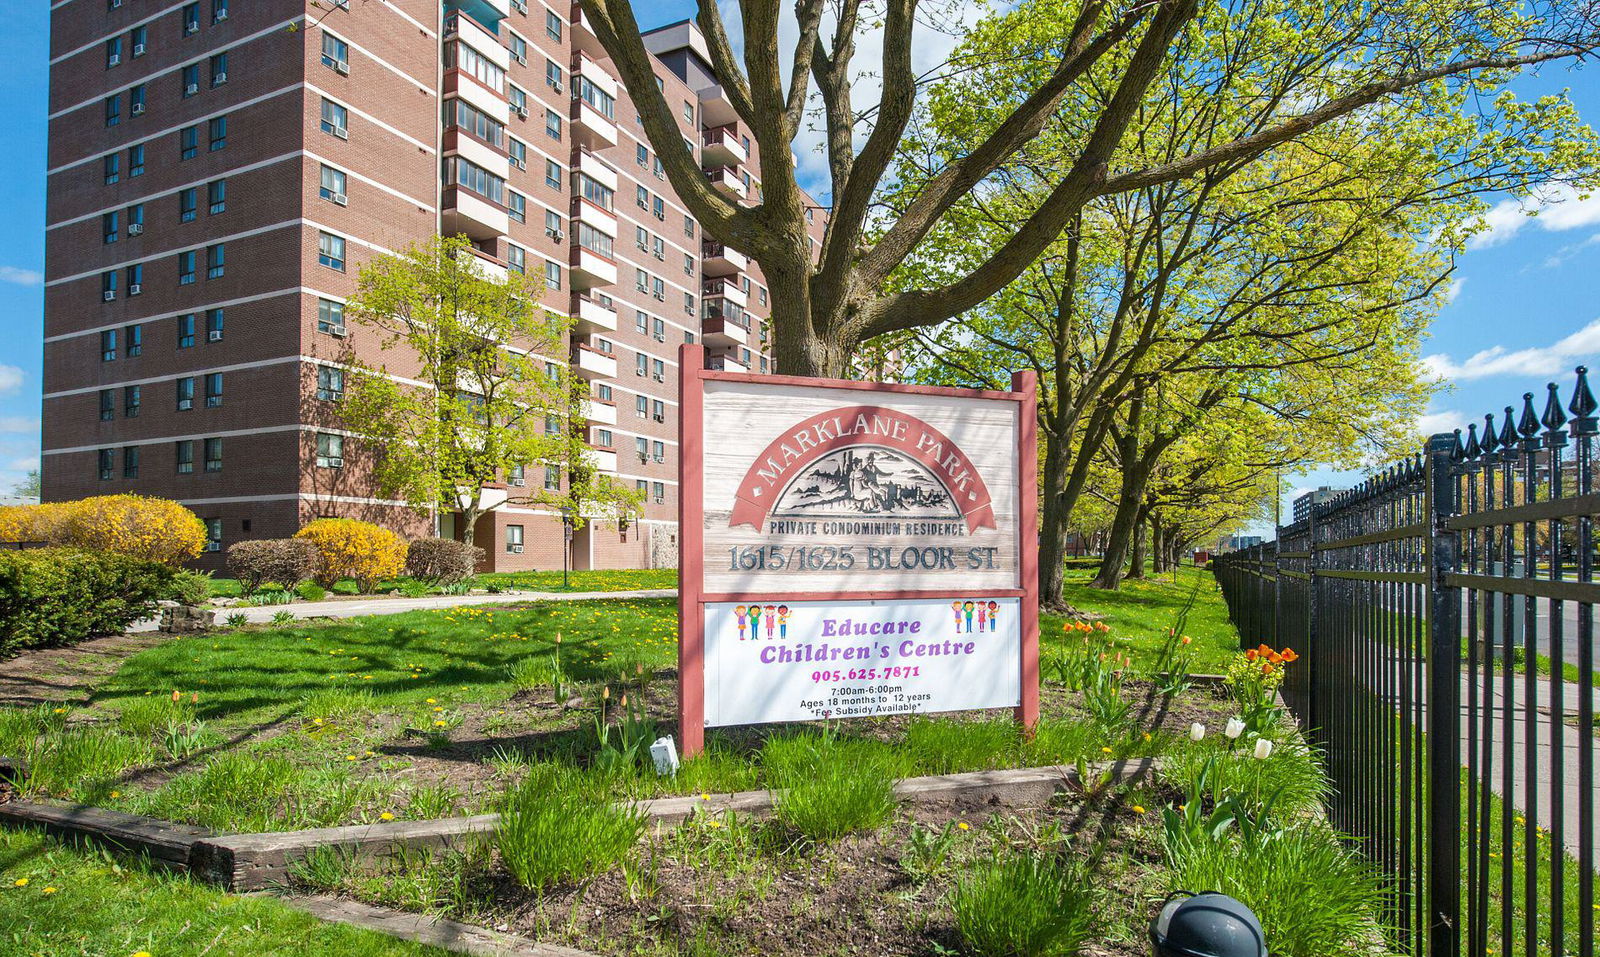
[131,588,677,631]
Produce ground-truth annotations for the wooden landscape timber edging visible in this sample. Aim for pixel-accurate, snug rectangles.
[276,894,601,957]
[0,759,1154,891]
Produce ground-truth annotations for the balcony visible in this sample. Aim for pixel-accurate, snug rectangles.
[572,342,617,379]
[573,52,618,101]
[702,313,748,348]
[702,126,747,167]
[445,13,510,72]
[698,83,738,128]
[701,241,748,277]
[708,354,747,373]
[570,196,618,240]
[575,148,618,192]
[586,444,618,474]
[572,292,617,332]
[571,97,618,150]
[442,187,509,241]
[570,1,606,57]
[705,165,746,200]
[461,245,508,282]
[585,396,617,426]
[702,278,746,309]
[444,72,509,122]
[569,245,617,290]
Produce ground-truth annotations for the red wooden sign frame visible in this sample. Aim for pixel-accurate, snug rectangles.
[676,343,1039,757]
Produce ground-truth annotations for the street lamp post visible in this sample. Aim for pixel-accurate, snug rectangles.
[561,506,574,590]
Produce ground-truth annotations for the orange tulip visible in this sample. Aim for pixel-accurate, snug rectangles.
[1180,635,1192,645]
[1281,649,1299,662]
[1261,663,1274,676]
[1267,651,1284,665]
[1245,649,1259,662]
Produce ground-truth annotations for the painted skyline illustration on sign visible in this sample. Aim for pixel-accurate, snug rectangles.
[769,447,959,520]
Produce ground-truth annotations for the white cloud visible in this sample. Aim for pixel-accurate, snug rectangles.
[1469,184,1600,250]
[3,456,35,473]
[0,417,38,434]
[1416,409,1466,436]
[1421,318,1600,381]
[0,366,21,395]
[1444,278,1464,303]
[1540,232,1600,270]
[0,266,41,286]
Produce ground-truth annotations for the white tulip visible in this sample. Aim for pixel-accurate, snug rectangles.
[1253,738,1275,760]
[1225,718,1246,740]
[1189,722,1206,741]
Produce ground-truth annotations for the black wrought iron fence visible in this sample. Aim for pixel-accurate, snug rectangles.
[1213,366,1600,957]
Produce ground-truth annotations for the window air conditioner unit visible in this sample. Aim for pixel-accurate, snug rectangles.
[653,333,664,342]
[185,21,199,33]
[128,223,143,235]
[635,283,648,293]
[653,413,664,423]
[653,372,664,382]
[326,457,343,468]
[335,61,350,75]
[132,103,146,115]
[133,43,146,55]
[178,398,193,410]
[653,292,664,302]
[635,367,644,376]
[327,325,347,337]
[213,72,227,84]
[214,9,227,20]
[332,192,348,206]
[205,540,220,552]
[129,283,142,295]
[510,544,524,553]
[511,157,525,170]
[638,451,648,463]
[207,330,223,342]
[109,54,121,66]
[185,83,199,95]
[654,495,663,504]
[513,105,528,117]
[551,79,562,93]
[510,478,525,487]
[103,290,116,301]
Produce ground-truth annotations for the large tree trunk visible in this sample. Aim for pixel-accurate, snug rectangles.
[1124,505,1150,581]
[1150,518,1167,575]
[1038,437,1072,610]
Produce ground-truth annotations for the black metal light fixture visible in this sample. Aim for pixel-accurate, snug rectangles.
[1149,891,1267,957]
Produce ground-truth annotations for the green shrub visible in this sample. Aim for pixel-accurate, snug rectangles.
[496,765,646,891]
[405,538,484,585]
[0,548,174,654]
[951,850,1094,957]
[295,581,328,601]
[169,569,214,606]
[764,730,899,840]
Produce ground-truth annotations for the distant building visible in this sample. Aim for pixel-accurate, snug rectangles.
[1220,534,1264,552]
[0,496,40,507]
[1292,486,1341,523]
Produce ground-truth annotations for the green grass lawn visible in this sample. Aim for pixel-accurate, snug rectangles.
[205,568,676,599]
[0,827,443,956]
[1054,563,1242,674]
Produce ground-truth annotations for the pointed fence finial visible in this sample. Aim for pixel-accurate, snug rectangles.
[1499,406,1518,452]
[1519,393,1540,438]
[1543,382,1568,447]
[1465,422,1481,460]
[1451,428,1465,461]
[1480,414,1499,455]
[1571,366,1598,435]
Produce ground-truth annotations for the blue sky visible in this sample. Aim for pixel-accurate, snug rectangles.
[4,3,1599,525]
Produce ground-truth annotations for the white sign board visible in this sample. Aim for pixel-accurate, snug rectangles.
[703,597,1021,726]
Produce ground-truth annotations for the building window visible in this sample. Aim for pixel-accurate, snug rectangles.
[652,196,664,220]
[508,137,526,169]
[446,98,506,147]
[320,98,348,138]
[208,115,227,150]
[101,271,118,302]
[543,467,559,491]
[177,313,196,348]
[507,190,525,223]
[445,41,506,93]
[179,125,198,159]
[212,0,228,22]
[545,159,564,191]
[178,187,197,222]
[546,58,562,89]
[652,235,664,260]
[635,310,648,334]
[506,244,525,274]
[127,203,145,234]
[176,376,195,410]
[544,260,560,290]
[182,63,199,96]
[182,2,200,35]
[653,317,665,340]
[204,517,222,552]
[125,385,141,417]
[206,307,224,341]
[577,222,612,259]
[635,352,647,375]
[636,185,648,210]
[99,389,115,421]
[317,298,345,334]
[652,399,664,421]
[131,25,147,55]
[652,440,665,463]
[319,165,347,204]
[759,287,768,306]
[123,447,140,478]
[545,108,561,140]
[316,366,344,401]
[107,36,122,68]
[634,395,647,418]
[128,144,145,177]
[636,143,648,167]
[175,440,195,474]
[443,156,505,203]
[98,449,114,480]
[203,437,223,472]
[322,33,349,73]
[653,481,665,501]
[105,95,120,127]
[684,214,694,238]
[104,153,120,184]
[544,209,561,237]
[125,323,143,356]
[205,243,225,279]
[508,32,527,64]
[685,253,694,276]
[318,232,346,271]
[316,432,344,468]
[577,174,614,211]
[100,329,117,361]
[596,429,612,448]
[208,179,226,213]
[653,358,665,379]
[506,524,524,553]
[177,250,196,285]
[544,9,561,41]
[103,211,120,244]
[635,436,648,459]
[508,85,527,115]
[204,373,223,407]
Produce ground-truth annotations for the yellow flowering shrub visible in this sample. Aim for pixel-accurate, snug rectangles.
[294,518,408,592]
[0,496,205,567]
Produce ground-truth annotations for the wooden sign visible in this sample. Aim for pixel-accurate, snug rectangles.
[676,344,1039,756]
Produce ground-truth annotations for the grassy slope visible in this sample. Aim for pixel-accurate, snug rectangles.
[1052,564,1242,674]
[0,828,441,956]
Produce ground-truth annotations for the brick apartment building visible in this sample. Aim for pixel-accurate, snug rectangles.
[42,0,824,571]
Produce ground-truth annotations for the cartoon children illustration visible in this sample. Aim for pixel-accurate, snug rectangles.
[776,605,790,638]
[977,603,987,632]
[749,604,763,637]
[987,600,1000,632]
[735,605,748,640]
[963,600,976,633]
[764,605,777,638]
[951,600,963,632]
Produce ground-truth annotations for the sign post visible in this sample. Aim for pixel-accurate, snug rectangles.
[677,344,1038,757]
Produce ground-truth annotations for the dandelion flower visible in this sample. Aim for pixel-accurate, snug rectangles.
[13,878,27,887]
[380,812,395,821]
[957,821,970,831]
[42,886,57,894]
[1100,746,1113,755]
[1132,805,1147,815]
